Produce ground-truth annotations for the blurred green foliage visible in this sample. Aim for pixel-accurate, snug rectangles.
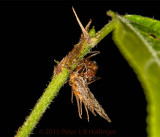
[112,13,160,137]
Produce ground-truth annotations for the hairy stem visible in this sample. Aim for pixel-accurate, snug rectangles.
[96,20,115,43]
[15,19,115,137]
[15,69,69,137]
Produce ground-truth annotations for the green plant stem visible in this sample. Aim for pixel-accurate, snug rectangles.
[15,69,69,137]
[15,19,115,137]
[96,20,115,43]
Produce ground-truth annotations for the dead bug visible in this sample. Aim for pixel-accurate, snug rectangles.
[54,7,92,74]
[69,66,111,122]
[64,8,92,68]
[75,51,100,83]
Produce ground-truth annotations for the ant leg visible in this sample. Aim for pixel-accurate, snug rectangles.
[74,61,86,74]
[81,62,88,74]
[86,51,100,60]
[80,51,100,73]
[87,77,101,85]
[75,64,84,73]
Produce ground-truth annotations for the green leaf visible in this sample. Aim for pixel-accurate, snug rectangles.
[124,15,160,58]
[112,14,160,137]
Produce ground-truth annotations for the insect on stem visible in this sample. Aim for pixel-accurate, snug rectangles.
[69,53,111,123]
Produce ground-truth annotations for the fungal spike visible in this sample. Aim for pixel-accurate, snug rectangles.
[72,7,91,43]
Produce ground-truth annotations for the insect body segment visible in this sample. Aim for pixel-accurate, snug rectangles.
[54,8,92,74]
[75,51,99,83]
[69,72,111,122]
[69,53,111,122]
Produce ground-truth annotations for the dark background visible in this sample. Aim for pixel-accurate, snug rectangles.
[1,0,160,136]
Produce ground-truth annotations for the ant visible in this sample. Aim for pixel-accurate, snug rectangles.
[69,52,111,122]
[74,51,100,83]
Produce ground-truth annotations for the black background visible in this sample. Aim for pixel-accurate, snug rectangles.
[1,0,160,137]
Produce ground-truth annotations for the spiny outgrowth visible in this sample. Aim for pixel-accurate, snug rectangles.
[54,8,95,75]
[72,7,91,43]
[69,53,111,122]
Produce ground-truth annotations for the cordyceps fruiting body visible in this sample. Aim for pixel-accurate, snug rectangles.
[67,7,111,122]
[69,71,111,122]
